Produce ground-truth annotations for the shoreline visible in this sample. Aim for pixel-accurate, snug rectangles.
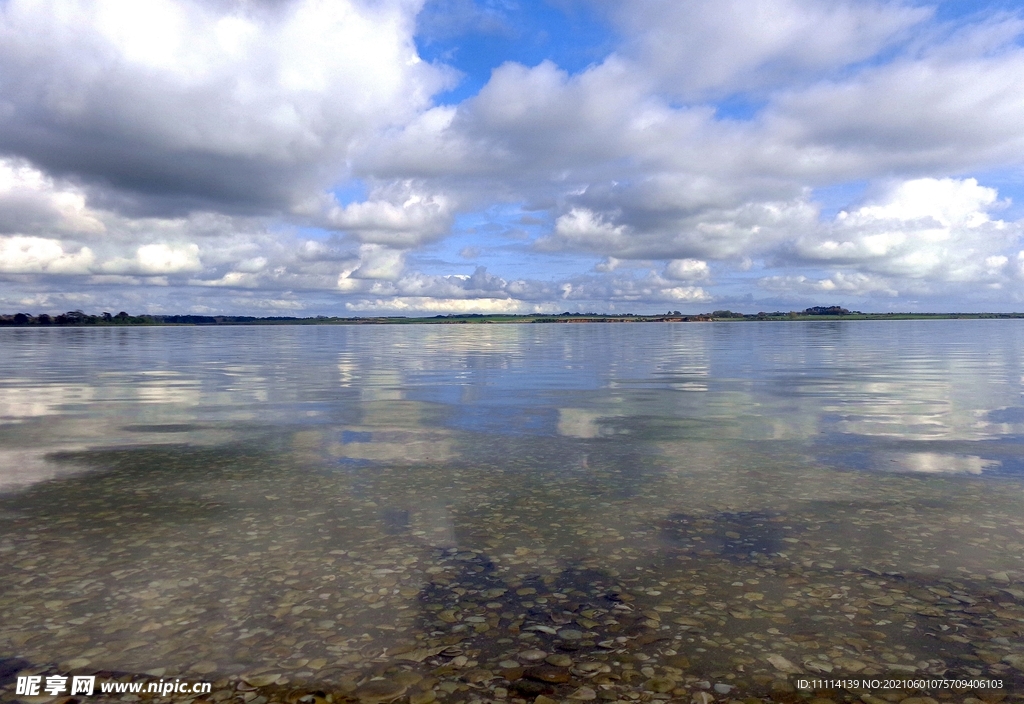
[4,311,1024,327]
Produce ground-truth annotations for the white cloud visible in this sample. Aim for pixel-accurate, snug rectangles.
[852,178,1001,227]
[662,286,711,302]
[323,186,453,247]
[604,275,711,303]
[102,243,203,276]
[795,178,1021,283]
[0,236,95,274]
[760,272,899,297]
[664,259,710,281]
[347,296,544,315]
[547,208,628,250]
[347,244,406,282]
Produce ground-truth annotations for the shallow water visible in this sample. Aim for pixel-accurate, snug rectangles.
[2,321,1024,702]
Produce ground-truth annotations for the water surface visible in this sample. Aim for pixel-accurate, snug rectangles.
[2,321,1024,700]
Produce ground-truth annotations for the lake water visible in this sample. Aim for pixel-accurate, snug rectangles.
[2,321,1024,702]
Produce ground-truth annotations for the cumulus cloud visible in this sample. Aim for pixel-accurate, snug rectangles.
[540,196,817,261]
[0,158,105,235]
[321,184,453,247]
[0,236,96,275]
[0,0,449,212]
[664,259,711,281]
[102,243,203,276]
[764,45,1024,177]
[547,208,628,250]
[794,178,1021,283]
[344,245,406,283]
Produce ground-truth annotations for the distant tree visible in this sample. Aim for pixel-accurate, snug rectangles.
[804,306,850,315]
[37,314,51,325]
[13,313,29,324]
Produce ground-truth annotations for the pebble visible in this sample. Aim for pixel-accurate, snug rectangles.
[766,654,801,674]
[643,677,676,693]
[832,657,866,672]
[519,649,548,662]
[525,666,571,683]
[461,668,494,683]
[408,692,436,704]
[392,671,423,686]
[1002,654,1024,670]
[190,660,218,674]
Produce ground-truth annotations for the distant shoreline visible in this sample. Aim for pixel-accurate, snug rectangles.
[4,308,1024,326]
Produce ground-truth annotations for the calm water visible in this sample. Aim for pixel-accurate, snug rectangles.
[2,321,1024,701]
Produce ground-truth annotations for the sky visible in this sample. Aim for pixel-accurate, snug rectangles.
[2,0,1024,315]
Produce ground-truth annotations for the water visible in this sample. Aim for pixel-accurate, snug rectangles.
[2,321,1024,700]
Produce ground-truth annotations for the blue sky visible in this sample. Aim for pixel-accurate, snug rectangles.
[416,0,617,104]
[2,0,1024,315]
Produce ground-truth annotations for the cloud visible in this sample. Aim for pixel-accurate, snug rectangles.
[763,41,1024,176]
[540,196,818,261]
[0,158,105,235]
[607,0,930,97]
[759,272,899,298]
[0,0,450,212]
[546,207,628,250]
[102,243,203,276]
[793,178,1021,283]
[321,184,453,247]
[346,245,406,282]
[346,296,540,315]
[664,259,710,281]
[0,236,95,274]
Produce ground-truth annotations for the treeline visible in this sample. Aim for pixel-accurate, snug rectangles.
[712,306,859,319]
[0,311,312,326]
[0,311,153,326]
